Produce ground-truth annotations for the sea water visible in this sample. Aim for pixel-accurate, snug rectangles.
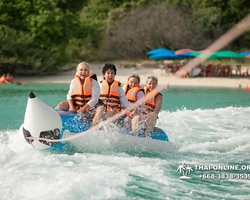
[0,84,250,199]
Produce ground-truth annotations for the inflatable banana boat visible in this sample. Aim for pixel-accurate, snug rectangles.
[19,92,176,152]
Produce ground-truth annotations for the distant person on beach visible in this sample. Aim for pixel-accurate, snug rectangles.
[122,74,145,134]
[6,73,13,83]
[98,63,131,121]
[0,74,6,84]
[54,62,103,126]
[143,76,163,137]
[236,65,242,76]
[0,74,11,84]
[165,82,169,89]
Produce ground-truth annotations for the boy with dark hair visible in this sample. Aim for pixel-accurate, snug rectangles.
[98,63,130,119]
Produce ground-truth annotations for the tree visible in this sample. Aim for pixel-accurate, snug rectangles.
[191,0,250,49]
[100,3,215,59]
[0,0,80,70]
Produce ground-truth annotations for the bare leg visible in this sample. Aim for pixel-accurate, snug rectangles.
[92,106,104,127]
[144,113,158,137]
[131,115,140,135]
[105,110,117,119]
[123,116,131,128]
[54,101,69,111]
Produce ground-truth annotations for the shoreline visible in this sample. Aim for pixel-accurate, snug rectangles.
[13,65,250,89]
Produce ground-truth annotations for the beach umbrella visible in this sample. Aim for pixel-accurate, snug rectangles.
[214,51,245,59]
[196,49,209,53]
[176,51,218,59]
[240,52,250,57]
[191,52,219,60]
[176,52,196,58]
[175,49,194,55]
[149,53,181,60]
[146,48,174,55]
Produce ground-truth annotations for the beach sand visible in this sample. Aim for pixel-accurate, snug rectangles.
[14,62,250,89]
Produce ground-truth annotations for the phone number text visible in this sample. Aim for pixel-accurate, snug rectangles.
[198,173,250,180]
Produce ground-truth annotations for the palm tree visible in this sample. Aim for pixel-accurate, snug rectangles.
[177,163,186,176]
[185,166,193,176]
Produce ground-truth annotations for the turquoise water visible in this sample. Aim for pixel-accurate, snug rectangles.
[1,84,249,130]
[1,84,250,199]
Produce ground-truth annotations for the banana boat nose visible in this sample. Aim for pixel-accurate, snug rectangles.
[21,92,62,149]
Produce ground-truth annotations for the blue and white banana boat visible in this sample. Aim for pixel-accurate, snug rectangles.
[19,92,176,153]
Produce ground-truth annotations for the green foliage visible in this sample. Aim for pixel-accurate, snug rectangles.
[0,25,33,63]
[0,25,65,71]
[190,0,250,49]
[0,0,80,70]
[57,0,88,13]
[79,0,126,48]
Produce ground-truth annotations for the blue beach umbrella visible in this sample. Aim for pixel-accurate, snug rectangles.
[149,53,181,60]
[239,52,250,57]
[176,52,196,58]
[146,48,174,55]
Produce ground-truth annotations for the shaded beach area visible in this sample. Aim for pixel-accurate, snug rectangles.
[14,62,250,89]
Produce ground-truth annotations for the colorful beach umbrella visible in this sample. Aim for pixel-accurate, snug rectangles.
[146,48,174,55]
[176,52,195,58]
[175,49,194,55]
[246,54,250,58]
[214,51,245,58]
[196,49,209,53]
[240,52,250,57]
[149,53,181,60]
[191,52,219,60]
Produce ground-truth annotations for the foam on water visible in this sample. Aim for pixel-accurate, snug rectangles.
[63,123,176,155]
[158,107,250,154]
[1,106,250,199]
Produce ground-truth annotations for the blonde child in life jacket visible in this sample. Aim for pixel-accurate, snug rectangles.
[122,74,145,134]
[54,62,103,126]
[143,76,163,137]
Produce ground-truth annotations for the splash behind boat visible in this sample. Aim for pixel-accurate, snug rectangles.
[19,92,176,152]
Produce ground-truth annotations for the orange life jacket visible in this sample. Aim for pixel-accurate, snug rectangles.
[0,75,6,84]
[123,85,144,116]
[99,80,121,113]
[144,86,162,114]
[125,86,144,103]
[88,72,97,81]
[71,74,92,110]
[246,86,250,91]
[122,83,130,94]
